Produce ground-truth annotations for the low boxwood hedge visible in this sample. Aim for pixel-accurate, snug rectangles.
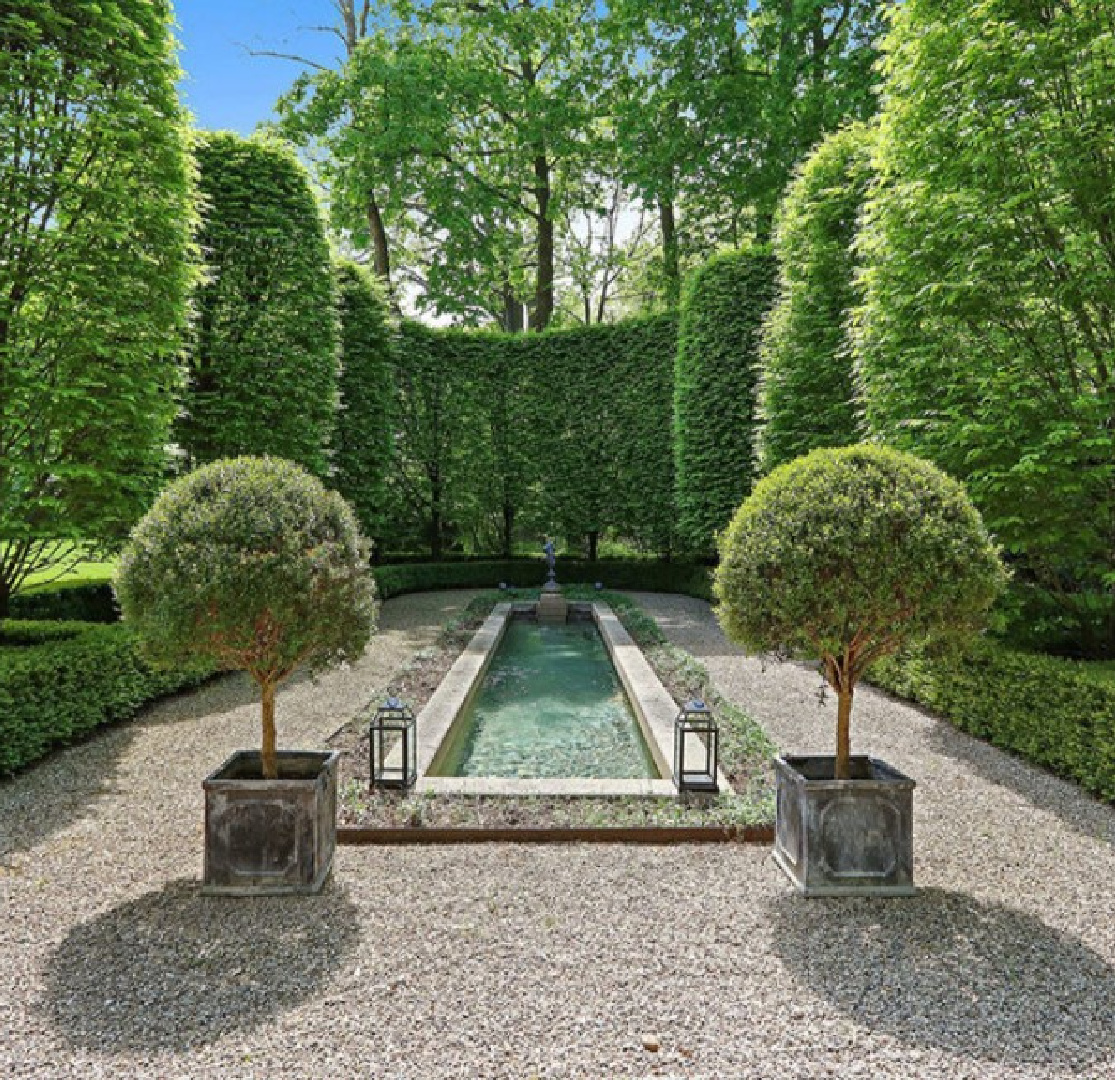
[869,637,1115,801]
[0,624,214,776]
[0,619,97,647]
[373,559,713,600]
[9,579,119,623]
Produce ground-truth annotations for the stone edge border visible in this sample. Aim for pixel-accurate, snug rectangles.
[337,824,775,845]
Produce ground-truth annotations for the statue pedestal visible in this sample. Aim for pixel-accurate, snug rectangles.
[537,591,568,623]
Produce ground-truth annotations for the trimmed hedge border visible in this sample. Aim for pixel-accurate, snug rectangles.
[373,559,713,601]
[0,624,213,776]
[869,638,1115,802]
[9,580,118,623]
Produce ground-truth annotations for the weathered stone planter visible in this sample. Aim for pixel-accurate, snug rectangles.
[203,750,339,896]
[773,754,915,897]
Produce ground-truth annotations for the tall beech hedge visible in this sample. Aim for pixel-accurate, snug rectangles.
[334,261,396,545]
[178,133,339,476]
[385,313,678,557]
[674,249,777,554]
[757,126,871,474]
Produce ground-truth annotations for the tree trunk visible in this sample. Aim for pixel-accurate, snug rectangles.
[0,577,9,621]
[835,688,853,780]
[366,192,391,281]
[587,530,599,562]
[430,465,442,559]
[660,198,680,307]
[502,502,515,559]
[260,680,278,780]
[532,154,554,331]
[502,279,524,332]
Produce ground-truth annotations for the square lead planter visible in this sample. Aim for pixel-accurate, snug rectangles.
[203,750,339,896]
[773,754,915,898]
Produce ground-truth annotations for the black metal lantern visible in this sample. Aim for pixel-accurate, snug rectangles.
[369,696,417,790]
[674,698,719,793]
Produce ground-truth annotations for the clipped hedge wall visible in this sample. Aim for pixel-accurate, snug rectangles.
[334,260,396,545]
[387,313,678,557]
[674,248,777,554]
[373,559,712,601]
[9,580,118,623]
[0,625,214,776]
[869,638,1115,802]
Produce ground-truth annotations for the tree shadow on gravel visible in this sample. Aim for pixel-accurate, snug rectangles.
[770,887,1115,1069]
[43,877,359,1053]
[0,673,246,862]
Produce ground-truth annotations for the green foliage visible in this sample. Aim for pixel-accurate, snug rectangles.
[758,126,871,473]
[870,638,1115,803]
[855,0,1115,596]
[334,261,396,544]
[674,249,777,553]
[178,133,339,476]
[116,457,376,681]
[391,323,489,558]
[716,445,1007,676]
[9,580,119,623]
[0,0,196,613]
[603,1,886,274]
[0,624,213,777]
[0,620,95,647]
[389,313,678,557]
[373,559,712,601]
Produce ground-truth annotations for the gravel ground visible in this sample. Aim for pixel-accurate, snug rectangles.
[3,590,1115,1079]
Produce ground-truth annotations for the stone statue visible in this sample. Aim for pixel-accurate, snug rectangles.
[542,538,557,585]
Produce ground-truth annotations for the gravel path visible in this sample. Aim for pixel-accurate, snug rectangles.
[3,590,1115,1078]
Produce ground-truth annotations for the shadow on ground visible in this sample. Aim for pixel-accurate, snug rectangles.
[44,878,360,1052]
[770,887,1115,1069]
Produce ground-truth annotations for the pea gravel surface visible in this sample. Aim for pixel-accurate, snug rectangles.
[3,590,1115,1079]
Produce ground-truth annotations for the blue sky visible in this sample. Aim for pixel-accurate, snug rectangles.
[176,0,342,133]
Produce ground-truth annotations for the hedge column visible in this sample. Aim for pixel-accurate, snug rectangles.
[674,249,777,554]
[178,133,339,477]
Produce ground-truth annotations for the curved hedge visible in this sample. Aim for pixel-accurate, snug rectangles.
[178,132,338,476]
[0,625,213,776]
[388,313,678,558]
[674,248,777,554]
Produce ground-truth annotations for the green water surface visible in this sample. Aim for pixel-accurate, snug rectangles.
[433,618,658,779]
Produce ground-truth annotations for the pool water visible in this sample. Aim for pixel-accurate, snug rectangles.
[432,617,658,779]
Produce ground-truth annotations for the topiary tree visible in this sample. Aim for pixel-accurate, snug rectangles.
[715,445,1006,779]
[177,133,339,477]
[334,260,397,547]
[756,124,872,475]
[674,248,777,554]
[116,457,377,779]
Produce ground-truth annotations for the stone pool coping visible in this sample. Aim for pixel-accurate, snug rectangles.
[410,601,732,797]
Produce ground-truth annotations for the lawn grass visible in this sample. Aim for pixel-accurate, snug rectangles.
[23,559,115,590]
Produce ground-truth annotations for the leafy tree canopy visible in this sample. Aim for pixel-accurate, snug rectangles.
[0,0,195,616]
